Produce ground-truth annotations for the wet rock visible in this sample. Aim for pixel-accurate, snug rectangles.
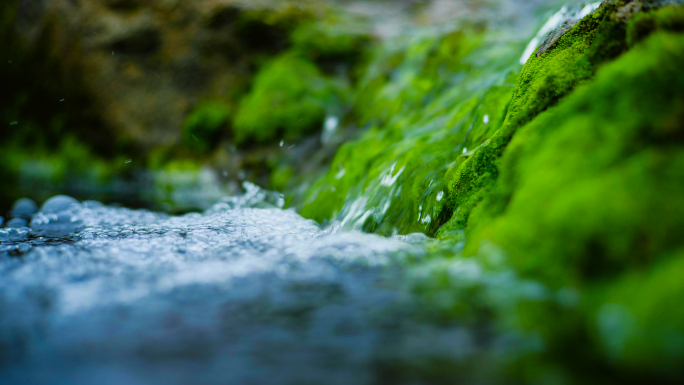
[6,218,28,228]
[40,195,81,214]
[616,1,644,22]
[9,198,38,220]
[537,20,578,57]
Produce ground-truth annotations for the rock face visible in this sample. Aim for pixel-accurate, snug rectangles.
[9,0,308,150]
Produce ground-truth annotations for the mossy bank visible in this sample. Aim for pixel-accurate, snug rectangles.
[296,1,684,382]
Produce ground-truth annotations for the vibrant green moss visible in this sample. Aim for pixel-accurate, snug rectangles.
[443,3,634,235]
[299,27,521,234]
[233,53,348,146]
[425,9,684,379]
[181,101,231,153]
[463,28,684,285]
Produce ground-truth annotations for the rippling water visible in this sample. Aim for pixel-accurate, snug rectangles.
[0,2,591,382]
[2,186,535,384]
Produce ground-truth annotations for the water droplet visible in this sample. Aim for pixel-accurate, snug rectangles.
[321,115,339,144]
[335,167,346,180]
[483,114,489,124]
[436,191,444,201]
[279,140,284,147]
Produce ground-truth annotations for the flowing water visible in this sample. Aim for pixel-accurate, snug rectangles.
[1,2,589,384]
[0,186,555,384]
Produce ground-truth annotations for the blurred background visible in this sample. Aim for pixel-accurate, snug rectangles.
[0,0,557,215]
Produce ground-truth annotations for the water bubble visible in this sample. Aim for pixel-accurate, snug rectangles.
[335,166,346,180]
[40,195,81,214]
[6,218,28,228]
[9,197,37,219]
[321,115,339,144]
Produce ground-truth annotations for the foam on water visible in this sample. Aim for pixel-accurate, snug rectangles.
[2,185,522,384]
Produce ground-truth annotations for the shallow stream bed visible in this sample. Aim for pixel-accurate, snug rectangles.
[0,189,542,384]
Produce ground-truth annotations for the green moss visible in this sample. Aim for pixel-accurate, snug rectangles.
[627,3,684,46]
[423,13,684,379]
[464,30,684,284]
[181,101,231,153]
[299,27,521,234]
[270,164,294,192]
[590,250,684,375]
[233,53,348,146]
[291,17,371,63]
[0,134,113,186]
[443,2,639,235]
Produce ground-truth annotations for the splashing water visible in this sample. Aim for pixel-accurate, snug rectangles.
[0,184,558,384]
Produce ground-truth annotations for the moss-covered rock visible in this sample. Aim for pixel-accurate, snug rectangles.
[233,53,349,146]
[299,26,522,234]
[442,2,634,234]
[458,23,684,382]
[181,101,231,153]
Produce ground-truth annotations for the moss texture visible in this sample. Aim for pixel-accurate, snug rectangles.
[299,4,684,379]
[181,101,231,153]
[233,53,349,146]
[442,2,632,234]
[299,27,522,234]
[454,7,684,381]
